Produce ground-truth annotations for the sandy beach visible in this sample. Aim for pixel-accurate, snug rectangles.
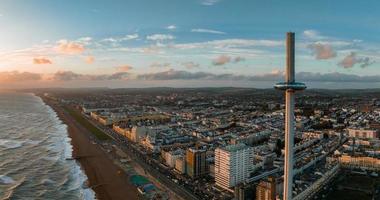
[41,97,140,200]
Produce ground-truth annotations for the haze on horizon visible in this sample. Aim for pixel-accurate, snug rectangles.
[0,0,380,89]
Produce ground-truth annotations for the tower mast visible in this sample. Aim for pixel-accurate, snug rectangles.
[274,32,306,200]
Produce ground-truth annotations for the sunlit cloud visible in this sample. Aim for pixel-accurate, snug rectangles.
[212,55,245,66]
[85,56,95,64]
[49,71,130,81]
[212,55,231,65]
[33,57,53,64]
[1,70,380,85]
[150,62,171,68]
[116,65,133,72]
[338,52,375,68]
[0,71,42,82]
[308,43,337,59]
[181,61,200,69]
[56,40,85,54]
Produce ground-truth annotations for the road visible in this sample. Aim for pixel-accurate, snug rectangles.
[77,107,200,200]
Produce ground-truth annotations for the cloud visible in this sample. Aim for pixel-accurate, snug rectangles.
[76,37,92,45]
[166,25,177,30]
[56,40,85,54]
[308,43,337,59]
[338,52,375,68]
[295,72,379,82]
[269,69,284,76]
[102,38,117,43]
[121,34,139,41]
[85,56,95,64]
[136,70,380,83]
[233,56,245,63]
[181,62,200,69]
[150,62,171,68]
[50,71,130,81]
[137,69,215,80]
[212,55,245,65]
[116,65,133,72]
[173,39,283,50]
[146,34,175,41]
[0,71,42,82]
[212,55,231,65]
[102,34,139,43]
[201,0,221,6]
[2,70,380,84]
[191,28,226,34]
[33,57,52,64]
[303,30,326,40]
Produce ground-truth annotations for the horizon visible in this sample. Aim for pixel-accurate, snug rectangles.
[1,0,380,88]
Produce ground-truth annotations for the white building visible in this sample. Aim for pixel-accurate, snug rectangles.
[215,144,253,190]
[164,149,184,168]
[348,128,378,139]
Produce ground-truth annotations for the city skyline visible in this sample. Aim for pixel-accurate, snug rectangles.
[1,0,380,88]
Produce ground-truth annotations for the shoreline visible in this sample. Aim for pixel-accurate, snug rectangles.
[39,95,140,200]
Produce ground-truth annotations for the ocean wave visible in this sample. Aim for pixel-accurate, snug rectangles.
[40,178,56,185]
[0,139,23,149]
[82,188,97,200]
[1,176,26,200]
[40,95,96,200]
[0,94,97,200]
[24,139,41,146]
[0,175,15,184]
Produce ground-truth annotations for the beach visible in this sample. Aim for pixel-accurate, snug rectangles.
[41,96,140,200]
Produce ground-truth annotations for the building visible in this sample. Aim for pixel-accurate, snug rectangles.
[347,128,378,139]
[339,155,380,170]
[215,144,253,190]
[164,149,184,168]
[113,124,149,143]
[186,148,207,178]
[175,157,186,174]
[256,177,276,200]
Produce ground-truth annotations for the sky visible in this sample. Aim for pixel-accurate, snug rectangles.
[0,0,380,88]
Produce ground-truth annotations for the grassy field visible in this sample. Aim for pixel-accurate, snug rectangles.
[63,106,111,140]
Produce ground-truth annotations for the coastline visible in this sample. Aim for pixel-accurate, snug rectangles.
[39,95,140,200]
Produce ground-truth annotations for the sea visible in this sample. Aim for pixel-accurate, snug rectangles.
[0,92,95,200]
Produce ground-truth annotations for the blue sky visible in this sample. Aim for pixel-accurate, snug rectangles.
[0,0,379,88]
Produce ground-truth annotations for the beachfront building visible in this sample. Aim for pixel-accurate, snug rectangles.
[175,157,186,174]
[186,148,207,178]
[163,149,185,168]
[141,132,161,153]
[113,124,149,143]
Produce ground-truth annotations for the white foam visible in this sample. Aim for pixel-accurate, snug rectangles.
[41,178,55,185]
[25,139,41,146]
[83,188,97,200]
[0,139,23,149]
[40,96,96,200]
[0,175,15,184]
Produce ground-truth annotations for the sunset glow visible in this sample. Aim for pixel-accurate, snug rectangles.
[0,0,379,88]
